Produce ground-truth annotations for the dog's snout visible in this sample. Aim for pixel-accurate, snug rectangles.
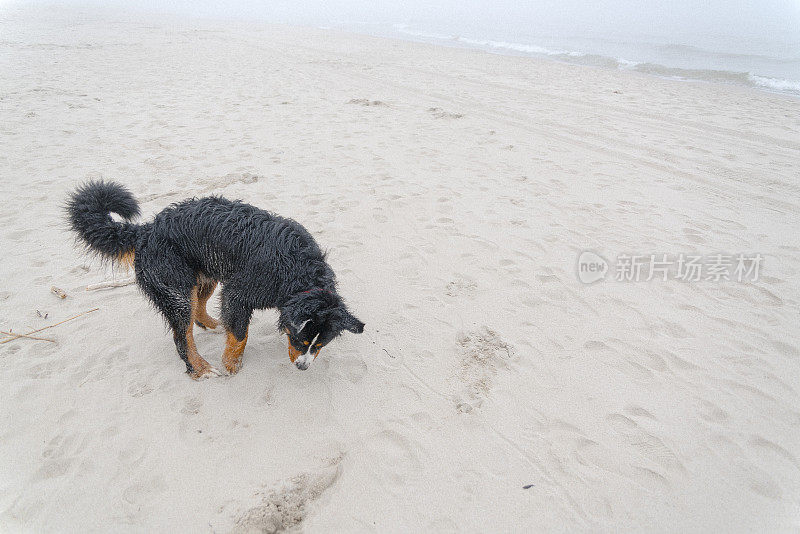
[296,360,310,370]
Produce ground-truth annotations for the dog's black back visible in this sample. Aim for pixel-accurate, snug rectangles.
[149,196,334,307]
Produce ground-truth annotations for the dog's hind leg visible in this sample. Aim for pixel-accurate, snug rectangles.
[140,281,219,379]
[219,289,252,375]
[180,287,221,379]
[194,275,219,330]
[157,294,219,379]
[137,249,219,379]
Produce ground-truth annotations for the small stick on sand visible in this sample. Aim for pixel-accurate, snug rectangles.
[0,308,99,345]
[0,331,56,343]
[86,277,135,291]
[366,331,396,358]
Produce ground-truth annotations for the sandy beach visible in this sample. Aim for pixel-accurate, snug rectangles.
[1,5,799,532]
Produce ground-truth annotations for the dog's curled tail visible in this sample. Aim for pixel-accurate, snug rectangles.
[66,180,141,260]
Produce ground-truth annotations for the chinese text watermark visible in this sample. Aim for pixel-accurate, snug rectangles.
[577,252,762,284]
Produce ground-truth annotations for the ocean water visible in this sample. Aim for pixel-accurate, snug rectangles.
[326,19,800,97]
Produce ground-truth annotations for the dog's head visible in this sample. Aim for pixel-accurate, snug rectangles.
[279,289,364,370]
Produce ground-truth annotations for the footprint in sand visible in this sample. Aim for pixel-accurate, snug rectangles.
[197,172,262,193]
[606,413,684,473]
[363,429,423,486]
[428,107,463,119]
[121,476,168,507]
[372,209,388,223]
[180,396,203,416]
[34,432,89,481]
[348,98,386,107]
[127,382,154,398]
[445,277,477,298]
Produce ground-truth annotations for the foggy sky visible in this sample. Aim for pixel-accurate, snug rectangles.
[6,0,800,42]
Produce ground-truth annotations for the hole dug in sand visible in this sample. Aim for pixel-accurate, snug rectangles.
[229,459,342,534]
[454,327,515,412]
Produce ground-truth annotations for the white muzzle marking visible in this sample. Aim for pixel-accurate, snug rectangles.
[295,333,319,370]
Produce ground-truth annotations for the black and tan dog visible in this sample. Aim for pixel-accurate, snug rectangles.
[66,181,364,379]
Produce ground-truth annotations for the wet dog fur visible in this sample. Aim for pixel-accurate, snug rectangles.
[66,180,364,379]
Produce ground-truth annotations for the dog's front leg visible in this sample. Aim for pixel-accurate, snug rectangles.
[222,329,249,375]
[220,296,252,375]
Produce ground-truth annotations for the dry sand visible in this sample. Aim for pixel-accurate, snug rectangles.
[1,5,799,532]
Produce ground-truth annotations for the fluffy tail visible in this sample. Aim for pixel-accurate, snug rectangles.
[66,180,141,260]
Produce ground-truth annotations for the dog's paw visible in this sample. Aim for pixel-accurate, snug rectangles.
[223,360,242,376]
[190,366,222,380]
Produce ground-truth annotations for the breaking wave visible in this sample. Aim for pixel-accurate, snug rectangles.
[391,24,800,97]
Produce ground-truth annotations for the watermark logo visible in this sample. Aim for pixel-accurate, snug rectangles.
[577,251,609,284]
[577,252,762,284]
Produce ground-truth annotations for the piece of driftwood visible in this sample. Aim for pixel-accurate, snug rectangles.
[86,277,135,291]
[0,308,99,345]
[0,331,56,343]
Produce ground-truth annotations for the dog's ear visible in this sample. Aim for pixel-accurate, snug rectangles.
[342,311,364,334]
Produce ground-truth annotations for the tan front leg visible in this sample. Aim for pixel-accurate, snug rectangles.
[222,329,248,375]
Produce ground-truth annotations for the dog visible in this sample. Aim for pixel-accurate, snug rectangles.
[66,180,364,379]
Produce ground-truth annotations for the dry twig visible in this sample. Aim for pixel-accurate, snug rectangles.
[0,308,99,345]
[0,331,56,343]
[86,277,135,291]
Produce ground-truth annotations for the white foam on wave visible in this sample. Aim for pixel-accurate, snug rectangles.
[393,23,456,42]
[366,22,800,97]
[458,37,566,56]
[748,74,800,94]
[394,25,568,56]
